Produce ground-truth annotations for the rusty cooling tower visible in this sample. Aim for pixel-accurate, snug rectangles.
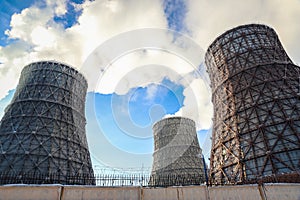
[149,117,205,187]
[0,61,94,185]
[205,24,300,184]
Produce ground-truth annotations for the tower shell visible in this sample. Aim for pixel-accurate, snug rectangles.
[0,61,94,184]
[205,24,300,184]
[149,117,205,187]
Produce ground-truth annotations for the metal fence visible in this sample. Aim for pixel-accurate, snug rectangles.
[0,173,207,187]
[95,174,149,186]
[1,172,298,186]
[0,173,96,185]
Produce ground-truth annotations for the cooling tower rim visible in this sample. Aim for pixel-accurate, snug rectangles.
[152,116,196,129]
[205,23,276,57]
[22,60,87,86]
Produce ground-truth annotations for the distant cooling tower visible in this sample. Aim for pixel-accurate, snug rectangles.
[0,61,94,185]
[149,117,206,187]
[205,24,300,184]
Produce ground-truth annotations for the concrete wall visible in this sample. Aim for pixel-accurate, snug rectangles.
[209,184,261,200]
[0,184,299,200]
[142,186,208,200]
[263,183,300,200]
[0,185,61,200]
[62,186,140,200]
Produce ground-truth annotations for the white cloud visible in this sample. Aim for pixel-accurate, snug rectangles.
[72,0,167,61]
[5,6,63,43]
[94,48,197,95]
[46,0,68,16]
[146,84,159,101]
[165,78,213,130]
[31,26,56,47]
[0,0,167,100]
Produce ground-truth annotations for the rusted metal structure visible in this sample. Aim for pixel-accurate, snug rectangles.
[205,24,300,184]
[0,61,95,185]
[149,117,205,187]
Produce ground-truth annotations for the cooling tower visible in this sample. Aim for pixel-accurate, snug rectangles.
[0,61,95,185]
[205,24,300,184]
[149,117,205,187]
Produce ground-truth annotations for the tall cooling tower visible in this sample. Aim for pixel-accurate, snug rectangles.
[149,117,205,187]
[0,61,95,185]
[205,24,300,184]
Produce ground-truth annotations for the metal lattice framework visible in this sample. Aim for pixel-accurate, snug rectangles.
[0,61,95,185]
[205,24,300,184]
[149,117,205,187]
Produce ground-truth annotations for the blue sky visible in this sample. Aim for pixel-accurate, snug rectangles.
[0,0,34,46]
[92,78,184,153]
[1,0,300,173]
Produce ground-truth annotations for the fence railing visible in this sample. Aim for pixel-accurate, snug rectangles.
[2,172,297,186]
[0,173,96,185]
[0,173,206,187]
[95,174,149,186]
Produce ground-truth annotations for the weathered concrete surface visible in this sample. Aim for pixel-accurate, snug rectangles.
[181,186,208,200]
[263,183,300,200]
[141,187,178,200]
[208,184,261,200]
[142,187,179,200]
[142,185,208,200]
[0,185,61,200]
[61,186,140,200]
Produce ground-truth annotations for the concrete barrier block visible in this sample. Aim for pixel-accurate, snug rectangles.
[142,186,208,200]
[0,185,61,200]
[209,184,261,200]
[142,187,179,200]
[263,183,300,200]
[61,186,140,200]
[181,186,208,200]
